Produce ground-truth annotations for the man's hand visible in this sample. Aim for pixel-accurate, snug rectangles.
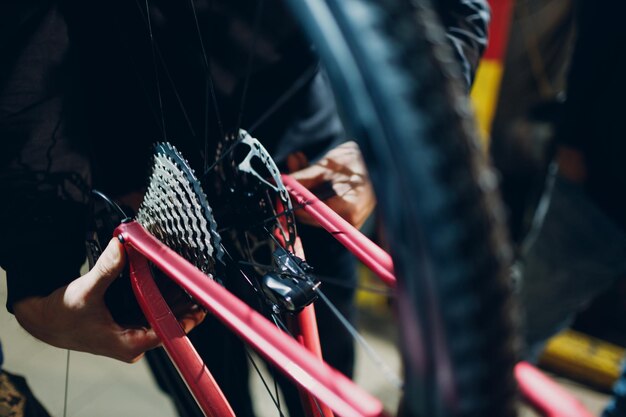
[288,141,375,229]
[13,239,205,363]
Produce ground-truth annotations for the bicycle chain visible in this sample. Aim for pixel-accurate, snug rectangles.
[137,142,223,276]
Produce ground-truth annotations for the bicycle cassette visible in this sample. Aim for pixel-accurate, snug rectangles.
[137,142,223,275]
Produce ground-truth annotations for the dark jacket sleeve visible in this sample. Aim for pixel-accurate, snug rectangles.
[435,0,491,90]
[0,2,90,312]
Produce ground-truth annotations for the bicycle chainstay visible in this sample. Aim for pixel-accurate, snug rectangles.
[137,142,223,276]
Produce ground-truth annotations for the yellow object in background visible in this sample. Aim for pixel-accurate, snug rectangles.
[471,60,503,145]
[469,0,514,144]
[539,329,625,390]
[355,263,390,312]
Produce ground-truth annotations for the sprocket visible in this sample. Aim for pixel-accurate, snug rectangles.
[137,142,223,276]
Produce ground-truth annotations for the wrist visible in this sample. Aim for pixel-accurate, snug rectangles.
[14,287,74,350]
[14,296,50,343]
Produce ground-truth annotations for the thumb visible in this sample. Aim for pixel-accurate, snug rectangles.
[83,238,126,297]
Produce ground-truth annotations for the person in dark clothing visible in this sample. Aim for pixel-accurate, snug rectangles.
[0,0,489,415]
[516,1,626,415]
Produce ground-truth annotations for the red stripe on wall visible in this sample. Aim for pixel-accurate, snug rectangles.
[483,0,514,60]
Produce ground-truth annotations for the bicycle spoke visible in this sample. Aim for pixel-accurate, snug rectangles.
[204,80,211,172]
[156,47,198,138]
[63,350,70,417]
[264,317,283,414]
[248,64,318,134]
[143,0,167,140]
[268,314,328,417]
[186,0,225,168]
[219,243,262,296]
[270,366,281,417]
[128,1,198,137]
[235,0,266,134]
[243,232,269,296]
[269,313,291,337]
[245,349,287,417]
[316,288,402,390]
[131,0,237,160]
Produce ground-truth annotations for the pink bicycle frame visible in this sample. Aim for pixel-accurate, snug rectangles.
[114,175,595,417]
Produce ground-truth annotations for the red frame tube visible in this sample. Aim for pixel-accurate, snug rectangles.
[116,221,384,417]
[289,240,334,417]
[289,305,334,417]
[126,245,235,417]
[515,362,596,417]
[117,175,597,417]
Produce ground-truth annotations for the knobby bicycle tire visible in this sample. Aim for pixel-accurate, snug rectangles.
[284,0,518,416]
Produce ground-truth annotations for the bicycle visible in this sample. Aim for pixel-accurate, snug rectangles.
[82,0,598,416]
